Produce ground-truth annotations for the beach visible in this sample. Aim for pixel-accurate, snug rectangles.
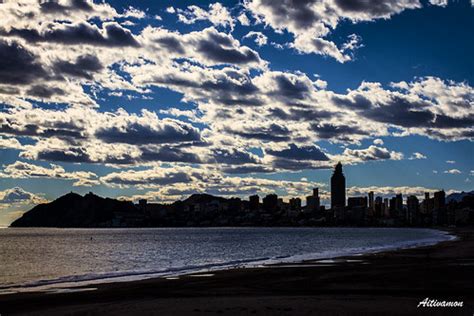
[0,228,473,316]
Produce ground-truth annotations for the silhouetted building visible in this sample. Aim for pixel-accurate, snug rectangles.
[138,199,147,209]
[394,193,404,220]
[347,197,367,225]
[306,188,320,211]
[407,195,419,225]
[289,197,301,211]
[395,194,403,212]
[368,191,374,215]
[433,190,446,225]
[421,192,434,214]
[263,194,278,212]
[331,162,346,209]
[383,198,389,217]
[348,197,367,209]
[434,190,446,210]
[389,197,396,217]
[374,196,383,217]
[249,195,260,210]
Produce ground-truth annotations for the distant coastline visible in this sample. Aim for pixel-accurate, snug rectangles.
[10,163,474,229]
[10,189,474,228]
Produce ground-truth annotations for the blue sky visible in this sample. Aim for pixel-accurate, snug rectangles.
[0,0,472,225]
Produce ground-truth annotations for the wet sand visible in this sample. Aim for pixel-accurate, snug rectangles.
[1,228,473,315]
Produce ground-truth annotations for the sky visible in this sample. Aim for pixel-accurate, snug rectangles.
[0,0,473,225]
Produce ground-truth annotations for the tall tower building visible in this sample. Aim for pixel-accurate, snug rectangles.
[368,191,374,215]
[331,162,346,209]
[306,188,320,211]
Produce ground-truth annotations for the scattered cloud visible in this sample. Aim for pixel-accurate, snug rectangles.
[409,152,427,160]
[0,0,470,203]
[373,138,384,145]
[347,185,445,199]
[0,187,46,205]
[429,0,448,7]
[110,165,324,202]
[444,169,462,174]
[174,3,234,29]
[337,145,404,163]
[244,0,420,61]
[0,161,99,186]
[243,31,268,46]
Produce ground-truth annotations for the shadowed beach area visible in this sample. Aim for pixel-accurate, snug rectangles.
[0,228,473,316]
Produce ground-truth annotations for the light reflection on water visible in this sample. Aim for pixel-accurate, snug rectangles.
[0,227,451,292]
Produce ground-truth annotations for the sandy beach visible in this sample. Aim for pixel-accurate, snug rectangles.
[0,228,473,316]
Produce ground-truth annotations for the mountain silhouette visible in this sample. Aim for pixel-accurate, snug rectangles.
[10,192,138,227]
[446,190,474,203]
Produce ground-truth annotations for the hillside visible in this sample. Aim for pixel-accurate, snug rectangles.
[10,192,138,228]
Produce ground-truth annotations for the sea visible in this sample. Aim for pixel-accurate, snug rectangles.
[0,227,454,295]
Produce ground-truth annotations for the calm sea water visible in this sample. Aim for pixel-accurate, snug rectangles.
[0,227,452,294]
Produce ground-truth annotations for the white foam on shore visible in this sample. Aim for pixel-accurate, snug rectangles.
[0,229,455,295]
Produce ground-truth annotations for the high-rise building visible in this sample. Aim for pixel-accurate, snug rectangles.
[407,195,419,225]
[313,188,319,198]
[347,197,367,209]
[383,198,389,217]
[389,197,399,218]
[289,197,301,211]
[434,190,446,210]
[433,190,446,225]
[249,195,260,210]
[374,196,383,217]
[395,194,403,212]
[306,188,320,211]
[394,193,403,219]
[331,162,346,209]
[368,191,374,214]
[262,194,278,212]
[421,192,434,214]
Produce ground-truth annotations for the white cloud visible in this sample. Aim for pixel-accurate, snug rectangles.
[238,13,251,26]
[175,3,234,29]
[0,106,204,165]
[409,152,427,160]
[244,0,421,61]
[373,138,384,145]
[107,165,324,202]
[0,136,23,150]
[0,0,470,199]
[336,145,404,163]
[0,161,99,186]
[0,187,47,206]
[429,0,448,7]
[444,169,462,174]
[446,160,456,164]
[347,185,445,199]
[243,31,268,46]
[122,6,146,19]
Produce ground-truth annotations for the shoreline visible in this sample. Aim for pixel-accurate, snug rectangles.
[1,227,473,315]
[0,227,453,295]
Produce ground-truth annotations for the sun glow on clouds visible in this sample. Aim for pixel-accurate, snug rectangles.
[0,0,472,220]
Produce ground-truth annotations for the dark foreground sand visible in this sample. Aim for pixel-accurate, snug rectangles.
[1,228,473,316]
